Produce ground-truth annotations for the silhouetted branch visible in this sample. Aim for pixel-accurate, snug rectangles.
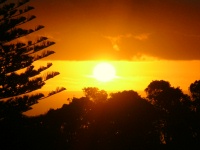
[47,87,66,97]
[24,63,53,78]
[43,71,60,81]
[34,50,55,61]
[0,75,45,98]
[0,0,31,21]
[0,92,44,118]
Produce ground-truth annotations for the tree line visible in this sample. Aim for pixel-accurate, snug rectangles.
[1,80,200,149]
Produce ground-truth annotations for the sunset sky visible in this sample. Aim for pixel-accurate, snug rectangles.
[24,0,200,115]
[30,0,200,60]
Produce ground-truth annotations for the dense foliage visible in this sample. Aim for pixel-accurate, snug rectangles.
[1,80,200,149]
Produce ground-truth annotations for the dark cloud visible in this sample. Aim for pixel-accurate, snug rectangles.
[32,0,200,60]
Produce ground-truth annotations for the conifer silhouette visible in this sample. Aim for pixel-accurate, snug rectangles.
[0,0,66,119]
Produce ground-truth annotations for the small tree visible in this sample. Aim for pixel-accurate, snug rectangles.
[0,0,65,119]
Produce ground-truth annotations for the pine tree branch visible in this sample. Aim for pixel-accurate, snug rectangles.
[1,49,55,75]
[0,28,32,44]
[1,25,45,44]
[27,41,55,55]
[0,76,45,98]
[24,37,49,54]
[1,53,33,74]
[4,0,30,13]
[47,87,66,97]
[15,15,36,27]
[1,63,53,85]
[1,42,26,55]
[0,2,15,16]
[43,71,60,81]
[0,92,44,116]
[34,50,55,61]
[0,17,26,33]
[1,8,18,20]
[0,14,36,33]
[0,69,62,99]
[1,36,49,56]
[24,63,53,78]
[0,0,31,21]
[4,5,34,21]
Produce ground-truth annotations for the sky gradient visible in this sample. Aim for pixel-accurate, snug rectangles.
[29,0,200,61]
[26,59,200,116]
[16,0,200,115]
[21,0,200,115]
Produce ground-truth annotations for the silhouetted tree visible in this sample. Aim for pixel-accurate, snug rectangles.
[0,1,66,149]
[145,80,193,148]
[0,0,66,119]
[190,80,200,109]
[189,80,200,145]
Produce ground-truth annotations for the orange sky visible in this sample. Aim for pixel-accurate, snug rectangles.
[19,0,200,115]
[34,60,200,92]
[25,59,200,116]
[29,0,200,61]
[25,0,200,92]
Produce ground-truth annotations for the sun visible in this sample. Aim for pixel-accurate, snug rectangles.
[93,62,116,82]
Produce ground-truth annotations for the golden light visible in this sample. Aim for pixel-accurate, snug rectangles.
[93,62,116,82]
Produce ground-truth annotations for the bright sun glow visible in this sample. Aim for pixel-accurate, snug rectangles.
[93,62,116,82]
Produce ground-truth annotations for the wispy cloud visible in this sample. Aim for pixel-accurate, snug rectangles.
[103,33,132,51]
[103,33,151,51]
[133,33,151,41]
[132,53,159,61]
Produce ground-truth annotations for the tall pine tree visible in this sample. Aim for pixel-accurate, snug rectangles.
[0,0,66,119]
